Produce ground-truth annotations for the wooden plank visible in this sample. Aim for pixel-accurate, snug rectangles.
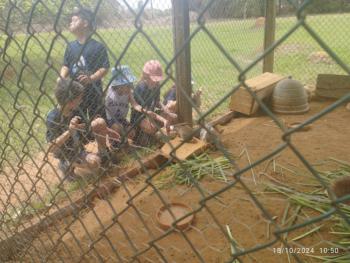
[209,111,236,127]
[316,74,350,99]
[117,152,169,180]
[161,137,209,161]
[230,72,286,115]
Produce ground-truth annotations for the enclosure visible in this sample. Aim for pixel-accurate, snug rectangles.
[0,0,350,262]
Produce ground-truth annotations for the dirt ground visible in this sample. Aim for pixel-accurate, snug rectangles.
[0,153,61,213]
[14,100,350,262]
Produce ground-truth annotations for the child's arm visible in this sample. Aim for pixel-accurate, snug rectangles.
[47,130,71,154]
[129,90,161,117]
[47,116,85,153]
[129,90,144,113]
[129,91,169,132]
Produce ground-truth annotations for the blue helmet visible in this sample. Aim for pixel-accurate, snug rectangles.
[110,65,137,87]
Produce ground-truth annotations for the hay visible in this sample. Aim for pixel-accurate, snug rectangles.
[308,51,333,64]
[254,17,265,28]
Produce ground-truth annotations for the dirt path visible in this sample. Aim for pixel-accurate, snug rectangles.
[21,100,350,262]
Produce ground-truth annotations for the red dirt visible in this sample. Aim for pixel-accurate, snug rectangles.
[0,153,61,212]
[21,100,350,262]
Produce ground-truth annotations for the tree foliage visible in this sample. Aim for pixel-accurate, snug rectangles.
[0,0,122,31]
[1,0,350,31]
[305,0,350,14]
[188,0,350,18]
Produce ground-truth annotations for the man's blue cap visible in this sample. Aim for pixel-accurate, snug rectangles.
[110,65,137,87]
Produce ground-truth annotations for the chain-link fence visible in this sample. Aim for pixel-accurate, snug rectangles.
[274,4,350,86]
[1,0,350,262]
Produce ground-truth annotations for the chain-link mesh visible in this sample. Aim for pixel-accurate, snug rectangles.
[274,3,350,86]
[1,0,350,262]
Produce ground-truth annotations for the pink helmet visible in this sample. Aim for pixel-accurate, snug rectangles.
[143,60,164,82]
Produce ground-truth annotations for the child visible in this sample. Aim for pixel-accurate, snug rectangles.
[59,7,109,121]
[46,79,115,180]
[130,60,170,145]
[105,65,168,144]
[161,81,202,125]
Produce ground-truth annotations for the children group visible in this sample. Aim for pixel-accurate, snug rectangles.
[46,7,201,180]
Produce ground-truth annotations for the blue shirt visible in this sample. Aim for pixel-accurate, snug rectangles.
[46,108,87,162]
[130,81,160,124]
[163,85,176,105]
[63,38,110,88]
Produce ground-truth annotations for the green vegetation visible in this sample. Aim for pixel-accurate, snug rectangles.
[1,14,350,164]
[265,158,350,261]
[154,153,232,188]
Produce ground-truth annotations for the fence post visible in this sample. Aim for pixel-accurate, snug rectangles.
[172,0,192,125]
[263,0,276,73]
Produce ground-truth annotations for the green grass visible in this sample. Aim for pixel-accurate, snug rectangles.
[1,13,350,164]
[154,152,232,189]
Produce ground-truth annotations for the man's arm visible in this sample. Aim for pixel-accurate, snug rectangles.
[78,43,110,86]
[91,68,108,81]
[59,66,70,79]
[60,45,71,80]
[77,67,108,86]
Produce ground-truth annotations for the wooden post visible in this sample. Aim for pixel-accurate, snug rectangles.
[263,0,276,73]
[172,0,192,125]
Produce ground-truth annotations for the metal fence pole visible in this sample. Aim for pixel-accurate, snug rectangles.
[172,0,192,125]
[263,0,276,73]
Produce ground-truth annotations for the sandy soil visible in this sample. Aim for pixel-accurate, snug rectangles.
[0,153,61,212]
[11,100,350,262]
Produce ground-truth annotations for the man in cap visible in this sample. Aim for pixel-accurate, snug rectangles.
[59,7,110,122]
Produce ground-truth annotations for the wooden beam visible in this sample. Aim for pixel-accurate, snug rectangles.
[208,111,236,127]
[263,0,276,73]
[172,0,192,125]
